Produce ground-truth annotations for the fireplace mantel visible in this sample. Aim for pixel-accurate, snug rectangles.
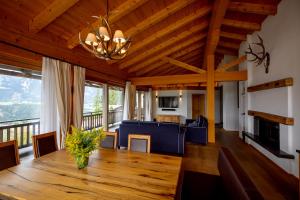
[248,110,294,125]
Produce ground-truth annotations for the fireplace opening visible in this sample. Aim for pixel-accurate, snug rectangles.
[254,116,280,151]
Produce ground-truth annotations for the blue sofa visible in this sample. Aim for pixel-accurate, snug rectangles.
[185,116,208,144]
[118,120,185,155]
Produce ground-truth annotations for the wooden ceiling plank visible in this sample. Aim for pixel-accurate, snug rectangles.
[119,26,207,70]
[228,2,277,15]
[67,0,148,48]
[125,0,197,37]
[216,55,246,72]
[0,28,126,80]
[203,0,230,67]
[220,31,246,40]
[161,57,206,74]
[130,70,247,85]
[127,37,206,73]
[124,6,211,57]
[29,0,79,33]
[222,19,261,30]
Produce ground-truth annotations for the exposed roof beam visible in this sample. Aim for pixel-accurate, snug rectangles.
[119,25,207,70]
[127,37,206,73]
[216,48,238,56]
[218,41,240,49]
[228,2,277,15]
[125,0,197,37]
[29,0,79,33]
[203,0,230,67]
[130,71,247,85]
[136,45,203,76]
[161,57,206,74]
[216,55,246,72]
[67,0,148,48]
[220,31,247,40]
[223,19,261,30]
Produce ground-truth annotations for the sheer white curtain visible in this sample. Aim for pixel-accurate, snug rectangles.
[123,81,131,120]
[73,66,86,129]
[40,57,59,135]
[53,61,72,148]
[144,88,153,121]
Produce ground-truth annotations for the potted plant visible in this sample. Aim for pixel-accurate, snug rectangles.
[65,126,105,169]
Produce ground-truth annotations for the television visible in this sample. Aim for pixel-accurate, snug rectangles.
[158,96,179,108]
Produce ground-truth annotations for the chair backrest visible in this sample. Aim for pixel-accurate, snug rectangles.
[0,140,20,171]
[32,132,58,158]
[100,131,118,149]
[128,134,151,153]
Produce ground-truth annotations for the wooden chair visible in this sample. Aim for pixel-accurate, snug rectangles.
[0,140,20,170]
[100,131,118,149]
[128,134,151,153]
[32,132,58,158]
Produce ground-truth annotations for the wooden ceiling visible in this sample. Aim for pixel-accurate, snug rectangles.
[0,0,280,81]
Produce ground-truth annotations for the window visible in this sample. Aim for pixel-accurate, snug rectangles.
[83,82,103,130]
[109,86,124,127]
[0,65,41,149]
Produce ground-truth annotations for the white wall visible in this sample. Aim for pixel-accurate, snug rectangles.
[152,89,221,124]
[239,0,300,177]
[222,82,239,131]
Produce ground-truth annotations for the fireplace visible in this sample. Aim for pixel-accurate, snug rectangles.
[254,116,280,151]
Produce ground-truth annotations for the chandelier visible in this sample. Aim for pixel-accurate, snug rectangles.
[79,0,131,60]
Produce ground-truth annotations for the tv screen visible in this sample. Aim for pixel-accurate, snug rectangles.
[158,96,179,108]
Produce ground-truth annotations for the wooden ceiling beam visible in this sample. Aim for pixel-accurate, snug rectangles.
[203,0,230,67]
[119,24,207,70]
[127,37,206,73]
[67,0,148,48]
[136,45,204,76]
[161,57,206,74]
[228,2,277,15]
[216,48,238,56]
[218,41,240,49]
[124,0,197,37]
[216,55,246,72]
[124,6,210,57]
[130,70,247,85]
[223,19,261,31]
[220,31,247,41]
[29,0,79,33]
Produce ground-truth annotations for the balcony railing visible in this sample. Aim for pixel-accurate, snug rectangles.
[0,110,123,149]
[0,118,40,149]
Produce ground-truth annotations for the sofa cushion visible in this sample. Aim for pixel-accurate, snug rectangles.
[218,147,263,200]
[187,121,198,127]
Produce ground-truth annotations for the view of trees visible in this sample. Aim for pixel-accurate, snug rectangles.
[0,74,41,122]
[0,73,124,122]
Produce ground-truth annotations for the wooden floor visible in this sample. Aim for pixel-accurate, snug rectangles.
[182,128,299,200]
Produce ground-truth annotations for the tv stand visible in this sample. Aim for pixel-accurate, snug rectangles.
[156,115,180,123]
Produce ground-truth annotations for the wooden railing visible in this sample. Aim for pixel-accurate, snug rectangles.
[82,112,103,130]
[0,110,123,148]
[82,110,123,130]
[0,118,40,149]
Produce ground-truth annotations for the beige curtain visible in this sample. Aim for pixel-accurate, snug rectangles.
[53,61,72,149]
[73,66,86,129]
[144,88,152,121]
[40,58,59,137]
[123,81,136,120]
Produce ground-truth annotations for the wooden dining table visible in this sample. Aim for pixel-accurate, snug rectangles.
[0,149,182,200]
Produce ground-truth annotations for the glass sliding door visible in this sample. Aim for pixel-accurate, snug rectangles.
[108,86,124,129]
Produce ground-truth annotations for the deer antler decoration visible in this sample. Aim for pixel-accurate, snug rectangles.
[245,35,270,73]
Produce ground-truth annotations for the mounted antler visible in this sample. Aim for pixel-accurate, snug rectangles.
[245,35,270,73]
